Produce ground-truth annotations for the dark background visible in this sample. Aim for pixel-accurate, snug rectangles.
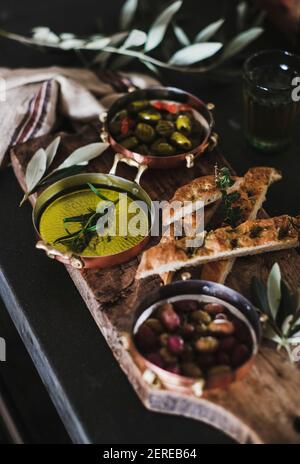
[0,0,299,444]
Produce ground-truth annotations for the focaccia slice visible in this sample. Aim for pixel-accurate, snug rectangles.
[200,167,282,283]
[162,175,243,226]
[137,215,299,279]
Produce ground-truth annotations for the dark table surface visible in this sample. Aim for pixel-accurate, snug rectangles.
[0,0,299,444]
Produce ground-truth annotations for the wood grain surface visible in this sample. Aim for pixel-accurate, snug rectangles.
[10,121,300,444]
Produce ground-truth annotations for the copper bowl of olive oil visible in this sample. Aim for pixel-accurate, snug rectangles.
[33,173,154,269]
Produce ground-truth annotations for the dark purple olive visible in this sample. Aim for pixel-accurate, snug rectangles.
[216,352,230,366]
[173,299,199,312]
[135,324,157,352]
[167,335,184,354]
[197,353,215,369]
[167,365,182,375]
[147,352,164,368]
[233,319,252,344]
[231,344,250,367]
[180,344,194,362]
[218,336,237,352]
[159,303,181,332]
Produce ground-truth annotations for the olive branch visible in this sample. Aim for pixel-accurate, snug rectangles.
[0,1,264,75]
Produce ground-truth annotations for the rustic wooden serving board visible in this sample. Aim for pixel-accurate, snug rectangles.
[11,122,300,444]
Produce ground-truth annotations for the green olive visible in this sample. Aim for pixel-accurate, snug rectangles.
[121,136,139,150]
[135,123,155,143]
[109,120,121,136]
[170,131,192,150]
[138,109,161,124]
[128,100,150,112]
[136,144,150,155]
[176,114,192,134]
[156,120,174,137]
[151,140,175,156]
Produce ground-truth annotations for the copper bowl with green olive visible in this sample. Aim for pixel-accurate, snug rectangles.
[100,87,217,176]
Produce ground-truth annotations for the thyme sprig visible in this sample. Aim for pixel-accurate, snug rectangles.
[251,263,300,362]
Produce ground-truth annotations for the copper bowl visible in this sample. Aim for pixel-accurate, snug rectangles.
[129,280,261,397]
[100,86,217,180]
[33,173,154,269]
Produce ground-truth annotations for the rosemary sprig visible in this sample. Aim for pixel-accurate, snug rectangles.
[54,183,116,254]
[215,166,234,190]
[251,263,300,362]
[215,166,242,227]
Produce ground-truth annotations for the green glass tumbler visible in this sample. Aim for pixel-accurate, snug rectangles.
[243,50,300,152]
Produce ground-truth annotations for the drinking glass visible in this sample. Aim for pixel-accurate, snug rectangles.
[243,50,300,152]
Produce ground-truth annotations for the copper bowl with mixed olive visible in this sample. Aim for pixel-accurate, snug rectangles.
[129,280,261,396]
[100,87,217,175]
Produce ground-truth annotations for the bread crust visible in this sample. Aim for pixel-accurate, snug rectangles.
[137,213,298,279]
[162,175,243,226]
[200,167,282,283]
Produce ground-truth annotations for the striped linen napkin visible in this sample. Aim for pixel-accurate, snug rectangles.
[0,66,159,168]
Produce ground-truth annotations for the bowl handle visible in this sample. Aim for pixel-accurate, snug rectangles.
[109,153,148,184]
[36,241,84,269]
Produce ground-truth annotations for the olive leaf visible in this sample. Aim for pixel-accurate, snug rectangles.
[60,39,87,50]
[194,18,225,43]
[121,29,147,49]
[237,1,248,32]
[251,262,300,362]
[141,60,160,76]
[288,331,300,344]
[93,32,129,66]
[32,27,59,44]
[282,315,294,336]
[219,27,263,63]
[20,148,48,206]
[172,22,190,47]
[56,142,109,171]
[276,280,296,328]
[267,263,281,321]
[110,29,147,70]
[85,37,111,50]
[25,148,47,193]
[263,325,282,345]
[251,276,271,317]
[20,142,109,206]
[144,0,183,52]
[45,136,61,168]
[120,0,139,30]
[0,1,265,75]
[169,42,222,66]
[39,165,86,187]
